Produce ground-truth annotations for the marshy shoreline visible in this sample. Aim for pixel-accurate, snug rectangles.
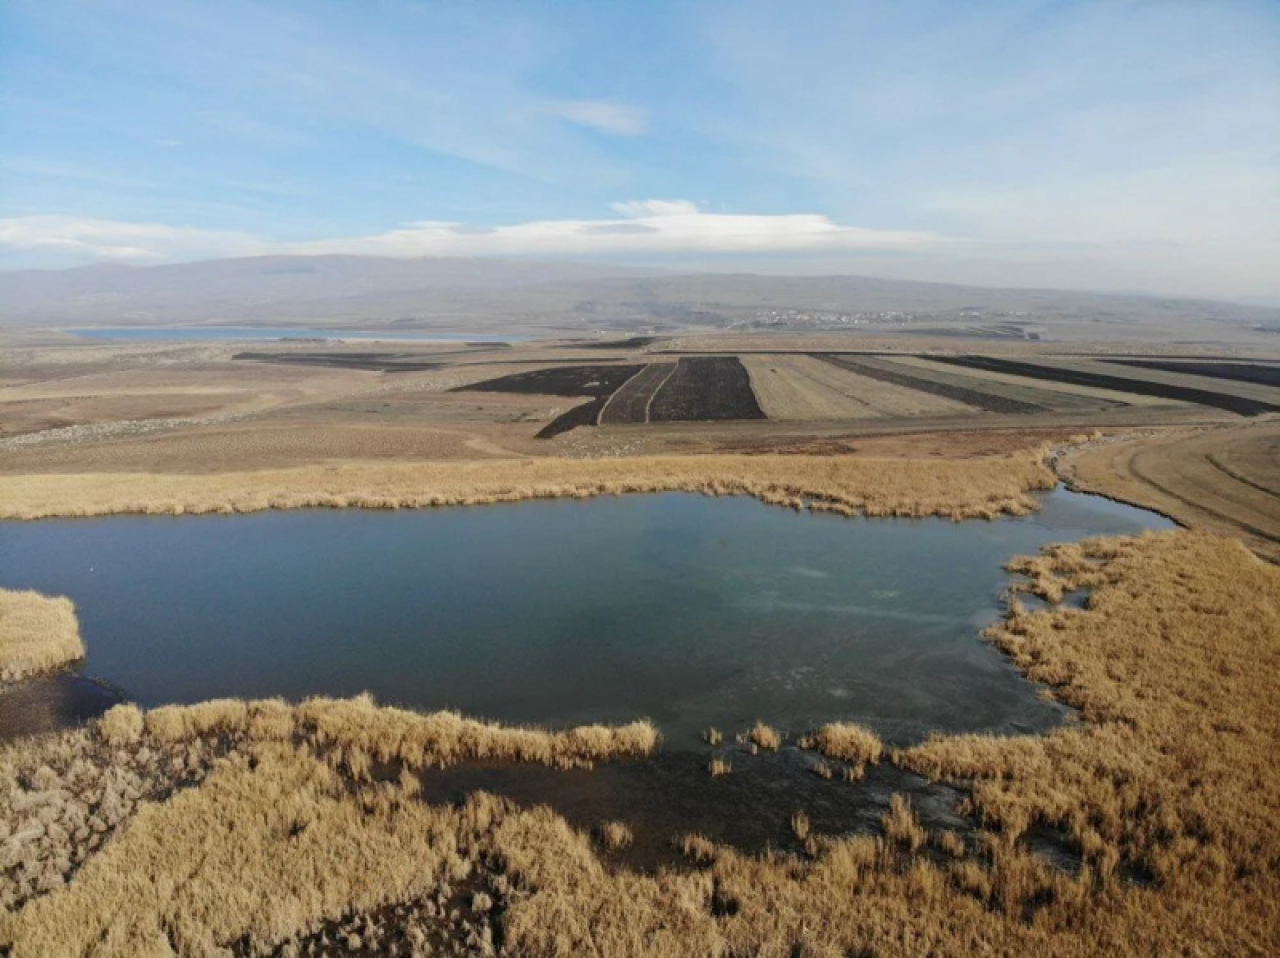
[0,449,1056,522]
[0,454,1276,955]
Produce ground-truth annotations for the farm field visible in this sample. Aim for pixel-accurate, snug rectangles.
[873,355,1126,412]
[743,354,974,420]
[598,362,675,425]
[648,357,764,422]
[932,355,1280,416]
[1105,358,1280,388]
[1041,357,1280,409]
[2,335,1263,471]
[888,355,1183,408]
[820,355,1043,414]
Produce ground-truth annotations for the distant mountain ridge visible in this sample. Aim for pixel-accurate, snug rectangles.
[1,255,1276,333]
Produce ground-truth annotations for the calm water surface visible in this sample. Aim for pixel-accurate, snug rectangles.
[0,489,1172,748]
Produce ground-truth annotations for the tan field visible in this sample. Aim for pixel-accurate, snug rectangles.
[742,353,975,419]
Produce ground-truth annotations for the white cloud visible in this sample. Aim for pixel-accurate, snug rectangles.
[0,216,265,263]
[288,203,936,258]
[0,202,938,267]
[610,199,700,217]
[542,100,647,136]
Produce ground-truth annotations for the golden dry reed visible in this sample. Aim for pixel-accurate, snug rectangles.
[108,693,659,772]
[0,450,1055,522]
[746,721,782,750]
[0,589,86,682]
[2,530,1277,955]
[812,722,884,765]
[596,821,634,852]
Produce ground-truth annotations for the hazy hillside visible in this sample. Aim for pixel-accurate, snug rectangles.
[2,255,1277,339]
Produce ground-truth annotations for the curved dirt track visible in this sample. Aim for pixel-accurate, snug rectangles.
[1061,419,1280,560]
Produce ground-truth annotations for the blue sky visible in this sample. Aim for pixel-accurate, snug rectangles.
[1,0,1277,298]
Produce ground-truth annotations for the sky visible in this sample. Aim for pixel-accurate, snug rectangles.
[1,0,1277,300]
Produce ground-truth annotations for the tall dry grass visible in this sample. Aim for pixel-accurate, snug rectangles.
[2,530,1278,955]
[0,450,1055,522]
[103,692,659,772]
[811,722,884,765]
[0,589,86,681]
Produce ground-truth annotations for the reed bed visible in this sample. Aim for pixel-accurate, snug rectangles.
[107,693,659,772]
[810,722,884,766]
[2,530,1277,955]
[0,450,1055,522]
[0,589,86,682]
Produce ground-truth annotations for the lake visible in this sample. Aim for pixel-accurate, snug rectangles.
[0,488,1173,749]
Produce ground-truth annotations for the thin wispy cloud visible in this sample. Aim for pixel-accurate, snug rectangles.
[542,100,648,136]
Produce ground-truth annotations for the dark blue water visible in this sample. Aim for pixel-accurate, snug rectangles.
[67,326,520,342]
[0,489,1171,747]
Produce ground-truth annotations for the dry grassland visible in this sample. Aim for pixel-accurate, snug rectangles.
[743,354,973,420]
[0,590,86,682]
[1,530,1276,955]
[1061,421,1280,560]
[0,449,1056,521]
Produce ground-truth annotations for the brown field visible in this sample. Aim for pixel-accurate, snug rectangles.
[0,531,1276,955]
[1060,420,1280,561]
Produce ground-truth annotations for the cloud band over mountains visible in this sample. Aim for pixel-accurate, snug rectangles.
[0,201,940,265]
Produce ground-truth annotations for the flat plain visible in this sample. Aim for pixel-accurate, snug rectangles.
[2,320,1280,955]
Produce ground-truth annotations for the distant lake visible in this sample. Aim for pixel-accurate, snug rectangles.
[0,488,1172,749]
[67,326,522,343]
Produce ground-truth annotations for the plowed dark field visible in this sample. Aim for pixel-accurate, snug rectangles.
[816,355,1045,414]
[456,365,643,399]
[648,357,765,422]
[932,356,1280,416]
[1107,360,1280,388]
[454,364,645,439]
[599,363,675,425]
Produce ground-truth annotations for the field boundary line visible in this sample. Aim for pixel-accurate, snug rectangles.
[643,359,681,424]
[1205,452,1280,499]
[595,365,649,425]
[1127,449,1280,545]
